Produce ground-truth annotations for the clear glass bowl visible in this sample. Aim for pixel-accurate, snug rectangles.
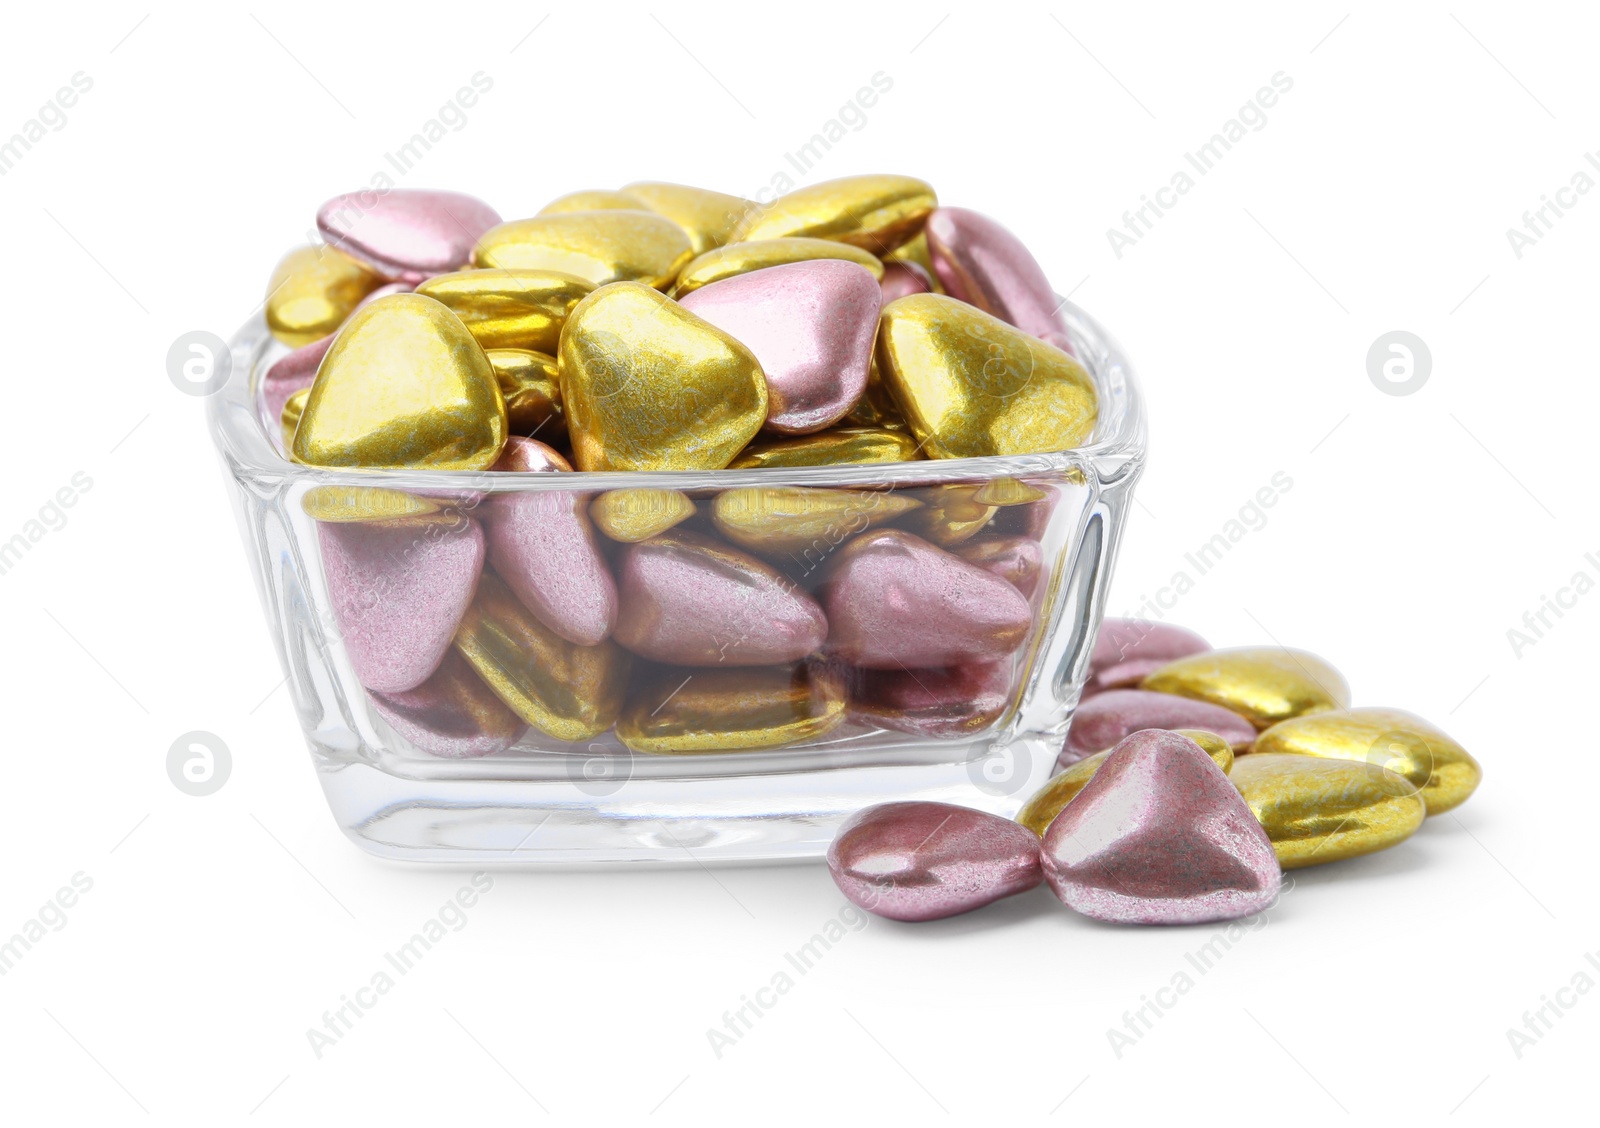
[207,301,1146,864]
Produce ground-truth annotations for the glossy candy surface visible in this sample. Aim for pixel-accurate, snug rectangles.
[471,210,692,288]
[1086,618,1211,697]
[1062,689,1257,763]
[415,269,593,353]
[623,181,754,255]
[1229,753,1427,868]
[1019,729,1235,836]
[828,801,1043,922]
[454,572,630,742]
[485,438,616,646]
[486,349,563,436]
[733,174,937,253]
[369,650,527,758]
[559,282,767,472]
[265,245,382,346]
[848,661,1014,739]
[589,489,697,542]
[824,529,1031,668]
[728,427,920,469]
[877,295,1097,459]
[292,294,506,471]
[1252,707,1481,815]
[673,238,884,295]
[317,189,501,283]
[319,516,485,694]
[1041,730,1281,924]
[679,260,880,434]
[711,486,921,557]
[612,529,827,666]
[925,206,1073,351]
[1142,647,1351,729]
[618,660,846,753]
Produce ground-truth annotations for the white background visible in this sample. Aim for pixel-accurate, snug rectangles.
[0,2,1592,1123]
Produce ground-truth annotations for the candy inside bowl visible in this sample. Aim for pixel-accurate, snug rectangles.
[207,177,1147,864]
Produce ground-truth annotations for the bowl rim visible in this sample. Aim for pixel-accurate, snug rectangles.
[208,298,1147,493]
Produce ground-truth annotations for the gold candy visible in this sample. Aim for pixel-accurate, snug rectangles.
[712,486,922,556]
[538,189,645,215]
[300,486,444,524]
[731,174,937,254]
[486,349,563,437]
[292,294,507,471]
[728,427,921,469]
[471,210,693,289]
[559,282,767,471]
[1230,753,1426,869]
[589,489,697,542]
[904,483,996,546]
[617,661,846,754]
[672,237,884,296]
[1016,729,1234,836]
[877,295,1098,459]
[415,269,593,353]
[454,572,630,742]
[265,245,382,347]
[1141,647,1351,730]
[973,477,1049,506]
[1252,707,1482,815]
[622,181,755,256]
[280,387,309,450]
[842,361,910,431]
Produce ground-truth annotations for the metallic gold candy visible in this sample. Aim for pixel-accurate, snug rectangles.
[904,483,996,546]
[877,295,1098,459]
[280,387,309,451]
[471,210,693,288]
[728,427,921,469]
[589,489,696,542]
[301,486,444,523]
[1141,646,1351,730]
[712,486,922,556]
[1252,707,1481,815]
[1017,729,1234,835]
[265,245,382,347]
[842,361,910,431]
[731,174,937,254]
[292,294,507,471]
[559,282,767,471]
[1229,753,1427,869]
[623,181,755,256]
[453,572,630,742]
[617,661,846,753]
[486,349,563,436]
[973,477,1048,506]
[415,269,593,353]
[672,238,884,296]
[538,189,645,215]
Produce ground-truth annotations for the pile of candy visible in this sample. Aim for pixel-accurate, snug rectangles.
[828,618,1483,925]
[257,176,1093,756]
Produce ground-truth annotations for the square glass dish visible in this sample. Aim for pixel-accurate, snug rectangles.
[207,301,1145,864]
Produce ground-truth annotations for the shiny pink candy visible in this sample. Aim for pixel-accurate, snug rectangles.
[319,516,485,693]
[878,261,932,303]
[369,651,526,758]
[829,801,1043,922]
[613,530,827,666]
[679,260,880,434]
[1063,688,1256,764]
[849,661,1013,739]
[925,206,1073,353]
[954,535,1043,598]
[1086,618,1210,697]
[1042,729,1281,925]
[824,530,1031,669]
[316,188,501,283]
[486,438,617,646]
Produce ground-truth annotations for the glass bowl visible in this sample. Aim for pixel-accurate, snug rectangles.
[207,300,1146,864]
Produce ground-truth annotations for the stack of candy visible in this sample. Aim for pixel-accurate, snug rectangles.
[828,618,1483,926]
[256,176,1097,758]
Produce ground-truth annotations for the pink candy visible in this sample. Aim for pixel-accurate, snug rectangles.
[316,188,501,283]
